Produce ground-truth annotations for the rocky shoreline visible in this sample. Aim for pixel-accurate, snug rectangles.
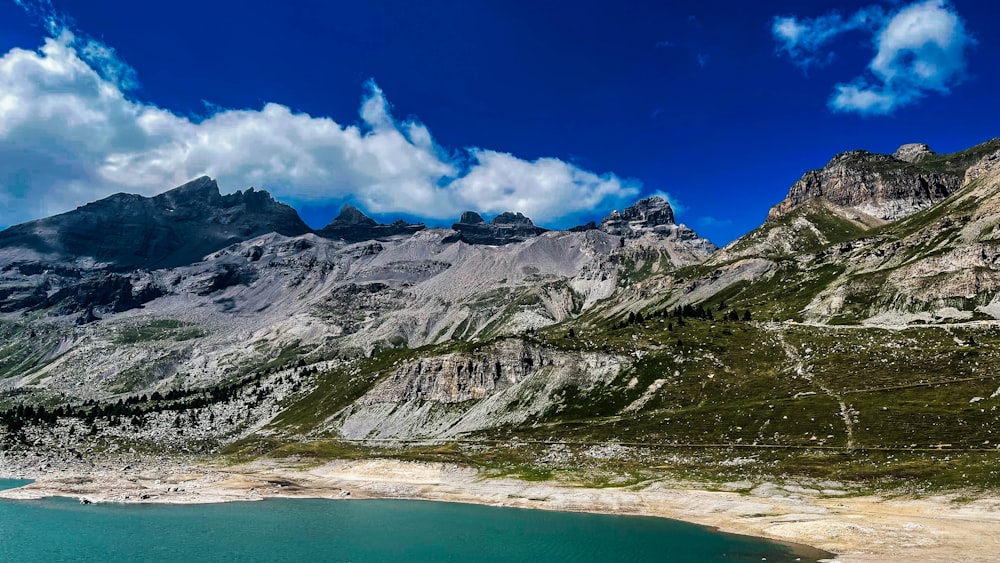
[3,455,1000,563]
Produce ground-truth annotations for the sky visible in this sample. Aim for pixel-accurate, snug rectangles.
[0,0,997,245]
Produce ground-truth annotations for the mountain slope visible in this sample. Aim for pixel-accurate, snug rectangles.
[636,139,1000,324]
[801,146,1000,324]
[0,189,713,403]
[5,141,1000,495]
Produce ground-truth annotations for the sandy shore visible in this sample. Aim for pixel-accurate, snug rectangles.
[3,457,1000,562]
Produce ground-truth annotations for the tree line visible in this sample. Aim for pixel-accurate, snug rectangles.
[0,368,308,433]
[612,301,751,330]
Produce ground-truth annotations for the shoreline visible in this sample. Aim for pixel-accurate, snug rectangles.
[3,457,1000,562]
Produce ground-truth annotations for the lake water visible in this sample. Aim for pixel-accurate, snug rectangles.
[0,480,831,562]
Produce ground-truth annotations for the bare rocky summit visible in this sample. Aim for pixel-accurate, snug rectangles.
[767,146,962,222]
[0,176,311,271]
[450,210,548,245]
[317,205,425,242]
[600,196,676,236]
[892,143,934,163]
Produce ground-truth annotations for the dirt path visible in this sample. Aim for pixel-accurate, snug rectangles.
[770,327,856,449]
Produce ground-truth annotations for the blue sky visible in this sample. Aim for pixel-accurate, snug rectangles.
[0,0,996,245]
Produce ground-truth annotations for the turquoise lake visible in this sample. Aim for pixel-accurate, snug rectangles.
[0,480,830,562]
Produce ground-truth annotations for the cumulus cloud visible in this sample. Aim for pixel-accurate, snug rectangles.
[451,150,637,219]
[0,31,639,228]
[772,0,973,115]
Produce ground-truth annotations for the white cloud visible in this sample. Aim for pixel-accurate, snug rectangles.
[829,83,900,114]
[773,0,973,115]
[772,8,883,68]
[870,0,965,88]
[453,150,638,220]
[0,32,640,228]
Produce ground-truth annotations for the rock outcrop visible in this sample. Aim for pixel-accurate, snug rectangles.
[767,148,962,222]
[334,338,625,439]
[363,339,547,404]
[450,211,548,245]
[893,143,934,163]
[317,205,425,242]
[965,150,1000,185]
[596,196,716,267]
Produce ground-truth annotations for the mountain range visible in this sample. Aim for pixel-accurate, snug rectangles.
[2,137,1000,491]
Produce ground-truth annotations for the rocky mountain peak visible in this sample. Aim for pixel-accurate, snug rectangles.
[600,195,676,236]
[157,175,221,201]
[318,204,423,242]
[621,196,675,225]
[330,205,378,227]
[458,211,485,225]
[0,176,311,271]
[172,175,218,192]
[893,143,934,163]
[490,212,534,226]
[767,148,962,222]
[450,210,546,245]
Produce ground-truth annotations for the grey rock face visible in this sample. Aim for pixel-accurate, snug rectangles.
[450,210,548,245]
[335,338,626,439]
[0,176,311,271]
[767,150,962,222]
[0,270,157,317]
[363,339,546,404]
[491,211,534,225]
[593,196,716,266]
[458,211,485,225]
[0,213,715,399]
[965,150,1000,185]
[893,143,934,163]
[329,205,377,227]
[317,205,425,242]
